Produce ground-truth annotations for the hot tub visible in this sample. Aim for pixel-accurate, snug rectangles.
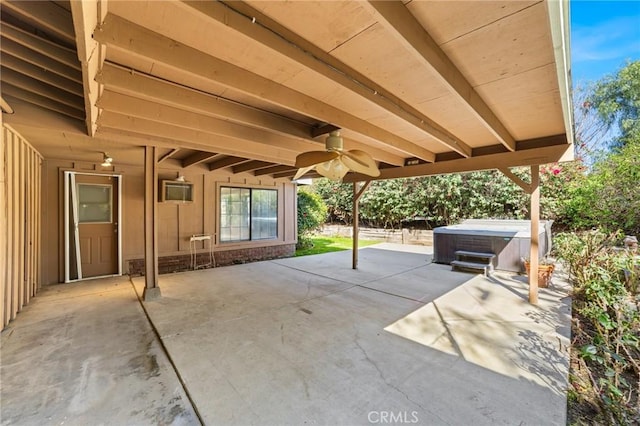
[433,219,552,272]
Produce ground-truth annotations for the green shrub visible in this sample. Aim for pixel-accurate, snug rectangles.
[297,189,327,248]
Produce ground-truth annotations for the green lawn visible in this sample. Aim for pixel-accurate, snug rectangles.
[295,236,382,256]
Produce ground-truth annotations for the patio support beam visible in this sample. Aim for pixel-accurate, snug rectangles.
[143,146,161,301]
[352,181,371,270]
[97,112,297,165]
[70,0,105,136]
[529,165,540,304]
[498,167,532,194]
[344,140,570,182]
[96,92,317,154]
[187,0,470,158]
[93,13,435,163]
[365,0,516,152]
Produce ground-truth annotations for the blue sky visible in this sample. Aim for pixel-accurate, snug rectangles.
[571,0,640,85]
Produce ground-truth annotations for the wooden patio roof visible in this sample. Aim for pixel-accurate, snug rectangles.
[1,0,573,181]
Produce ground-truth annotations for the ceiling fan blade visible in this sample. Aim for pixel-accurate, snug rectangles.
[295,151,339,168]
[293,165,315,180]
[341,150,381,177]
[316,159,349,181]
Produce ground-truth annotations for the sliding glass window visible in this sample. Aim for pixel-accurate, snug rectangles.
[220,187,277,242]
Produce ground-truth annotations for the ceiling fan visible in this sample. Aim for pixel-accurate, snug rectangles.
[293,131,380,181]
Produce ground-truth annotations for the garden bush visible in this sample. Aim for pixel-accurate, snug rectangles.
[297,189,327,249]
[555,231,640,424]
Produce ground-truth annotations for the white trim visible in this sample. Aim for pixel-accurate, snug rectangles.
[64,171,70,282]
[70,172,82,280]
[117,175,122,275]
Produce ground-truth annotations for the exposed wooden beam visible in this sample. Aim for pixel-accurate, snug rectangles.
[96,112,297,165]
[209,156,247,171]
[344,143,571,182]
[1,67,84,110]
[158,148,180,164]
[365,1,516,152]
[232,161,274,174]
[96,91,320,154]
[253,165,296,176]
[95,64,406,166]
[0,37,82,82]
[1,54,83,96]
[0,22,80,70]
[2,88,84,121]
[182,151,218,168]
[69,0,103,136]
[188,1,469,158]
[93,13,436,162]
[273,169,303,179]
[96,63,311,139]
[1,0,76,45]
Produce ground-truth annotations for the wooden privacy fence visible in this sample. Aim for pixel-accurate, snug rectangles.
[1,124,42,331]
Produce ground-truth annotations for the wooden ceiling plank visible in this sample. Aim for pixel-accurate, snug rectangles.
[0,21,80,70]
[232,160,274,174]
[209,156,248,171]
[182,151,218,168]
[344,144,570,182]
[1,0,76,45]
[93,13,436,162]
[96,111,297,165]
[2,88,84,121]
[1,67,84,110]
[1,54,83,96]
[192,0,470,157]
[96,90,318,153]
[254,165,297,176]
[365,1,517,152]
[0,37,82,82]
[96,62,312,140]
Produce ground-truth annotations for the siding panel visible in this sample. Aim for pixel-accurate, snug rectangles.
[1,124,43,330]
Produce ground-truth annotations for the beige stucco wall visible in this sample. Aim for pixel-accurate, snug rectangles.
[42,157,297,285]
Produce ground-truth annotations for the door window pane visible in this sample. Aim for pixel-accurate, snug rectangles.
[78,184,112,223]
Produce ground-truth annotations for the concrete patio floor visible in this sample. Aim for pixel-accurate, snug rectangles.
[1,243,571,425]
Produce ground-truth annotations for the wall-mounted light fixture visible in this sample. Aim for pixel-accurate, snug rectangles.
[101,152,113,167]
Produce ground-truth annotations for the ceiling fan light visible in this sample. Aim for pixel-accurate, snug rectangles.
[316,158,349,181]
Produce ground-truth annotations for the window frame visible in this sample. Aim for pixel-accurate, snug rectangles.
[219,186,278,243]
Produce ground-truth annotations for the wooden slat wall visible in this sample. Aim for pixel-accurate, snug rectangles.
[1,124,43,331]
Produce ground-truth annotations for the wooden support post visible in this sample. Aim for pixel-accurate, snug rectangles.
[529,165,540,304]
[0,119,5,327]
[352,181,371,269]
[143,146,161,300]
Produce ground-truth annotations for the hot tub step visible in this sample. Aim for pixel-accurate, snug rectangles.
[451,260,493,276]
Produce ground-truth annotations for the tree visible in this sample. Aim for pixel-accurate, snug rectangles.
[587,60,640,149]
